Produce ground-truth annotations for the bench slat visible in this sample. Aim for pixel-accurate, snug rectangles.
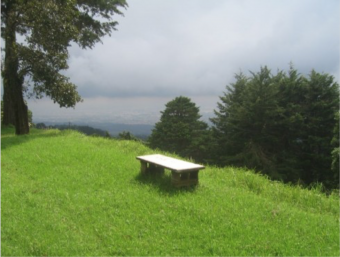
[136,154,204,172]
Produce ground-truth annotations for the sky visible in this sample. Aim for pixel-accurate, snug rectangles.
[26,0,340,124]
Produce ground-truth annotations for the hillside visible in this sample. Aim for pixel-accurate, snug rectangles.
[1,127,339,256]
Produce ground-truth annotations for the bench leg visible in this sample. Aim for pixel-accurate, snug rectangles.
[171,170,199,187]
[171,171,180,184]
[190,170,198,180]
[149,163,165,175]
[141,162,165,176]
[140,161,148,175]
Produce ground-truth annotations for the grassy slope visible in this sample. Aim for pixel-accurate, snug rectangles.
[1,127,339,256]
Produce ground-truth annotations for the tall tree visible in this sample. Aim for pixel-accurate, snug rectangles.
[330,111,339,187]
[277,69,339,186]
[211,67,283,178]
[297,71,339,186]
[211,66,339,188]
[275,67,308,182]
[1,0,127,135]
[148,96,210,162]
[210,72,248,165]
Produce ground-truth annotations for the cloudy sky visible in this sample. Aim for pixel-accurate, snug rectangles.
[28,0,339,124]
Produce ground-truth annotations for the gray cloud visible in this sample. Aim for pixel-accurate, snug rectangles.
[63,0,339,99]
[28,0,339,124]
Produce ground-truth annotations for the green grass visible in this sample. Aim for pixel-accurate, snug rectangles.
[1,127,339,256]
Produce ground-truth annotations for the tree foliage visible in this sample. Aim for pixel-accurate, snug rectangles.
[148,96,210,162]
[211,66,339,188]
[118,131,140,141]
[331,111,339,184]
[1,0,127,134]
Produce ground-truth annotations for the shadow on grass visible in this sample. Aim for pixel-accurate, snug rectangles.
[134,171,198,196]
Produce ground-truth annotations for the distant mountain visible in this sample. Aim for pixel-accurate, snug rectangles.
[39,121,154,139]
[84,122,154,137]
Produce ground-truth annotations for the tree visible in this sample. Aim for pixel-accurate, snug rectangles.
[330,111,339,186]
[36,123,47,129]
[274,67,308,182]
[211,66,339,188]
[1,0,127,135]
[1,100,32,126]
[105,131,111,138]
[211,67,284,178]
[118,131,139,141]
[297,71,339,187]
[277,69,339,187]
[148,96,210,162]
[1,100,4,124]
[210,73,248,164]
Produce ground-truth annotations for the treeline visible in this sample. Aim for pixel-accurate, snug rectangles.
[148,66,339,189]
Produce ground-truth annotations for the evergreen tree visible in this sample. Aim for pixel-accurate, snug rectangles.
[331,111,339,187]
[211,66,339,188]
[277,69,339,186]
[148,96,209,162]
[210,72,248,165]
[211,67,283,178]
[298,71,339,186]
[275,66,307,182]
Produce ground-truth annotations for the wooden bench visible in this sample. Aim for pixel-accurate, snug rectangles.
[136,154,205,187]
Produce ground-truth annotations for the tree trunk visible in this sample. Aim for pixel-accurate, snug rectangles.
[2,82,16,126]
[3,3,29,135]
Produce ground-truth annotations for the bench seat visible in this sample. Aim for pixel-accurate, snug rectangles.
[136,154,205,187]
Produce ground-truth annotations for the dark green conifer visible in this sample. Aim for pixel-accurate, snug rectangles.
[211,66,339,188]
[149,96,209,162]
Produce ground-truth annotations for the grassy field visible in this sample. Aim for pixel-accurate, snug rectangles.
[1,127,339,256]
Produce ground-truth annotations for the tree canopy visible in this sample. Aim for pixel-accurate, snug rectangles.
[211,66,339,188]
[148,96,210,162]
[1,0,128,134]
